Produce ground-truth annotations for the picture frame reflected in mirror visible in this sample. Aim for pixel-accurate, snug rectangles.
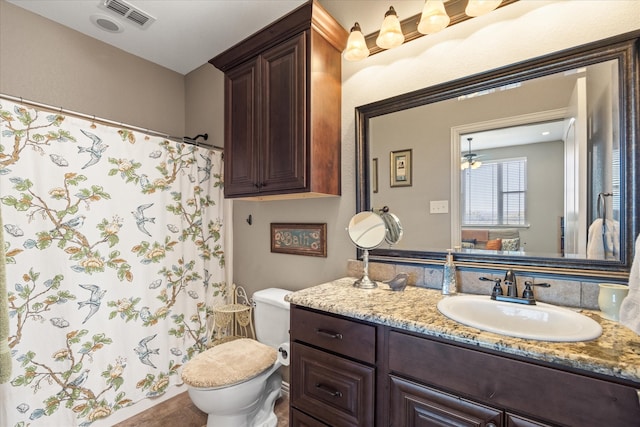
[390,149,412,187]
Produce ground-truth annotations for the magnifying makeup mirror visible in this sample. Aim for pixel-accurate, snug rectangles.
[348,208,403,289]
[378,207,403,246]
[348,211,386,288]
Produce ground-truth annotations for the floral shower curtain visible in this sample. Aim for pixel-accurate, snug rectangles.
[0,98,226,426]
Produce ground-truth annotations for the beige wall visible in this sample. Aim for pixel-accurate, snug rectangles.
[369,72,575,252]
[184,64,224,147]
[0,0,185,137]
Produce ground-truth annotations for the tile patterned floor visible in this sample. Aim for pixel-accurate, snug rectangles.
[114,390,289,427]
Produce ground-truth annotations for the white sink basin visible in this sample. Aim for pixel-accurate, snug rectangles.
[437,295,602,342]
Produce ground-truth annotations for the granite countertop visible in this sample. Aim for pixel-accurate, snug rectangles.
[286,277,640,385]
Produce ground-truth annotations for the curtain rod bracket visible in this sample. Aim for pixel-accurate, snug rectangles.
[185,133,208,142]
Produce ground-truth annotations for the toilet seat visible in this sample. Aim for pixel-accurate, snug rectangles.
[181,338,277,388]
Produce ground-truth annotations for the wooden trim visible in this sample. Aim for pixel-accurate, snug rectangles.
[210,0,347,72]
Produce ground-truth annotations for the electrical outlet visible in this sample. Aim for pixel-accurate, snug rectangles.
[430,200,449,214]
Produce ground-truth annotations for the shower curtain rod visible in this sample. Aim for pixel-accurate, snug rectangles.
[0,93,223,152]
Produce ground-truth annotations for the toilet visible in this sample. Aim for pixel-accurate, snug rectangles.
[181,288,291,427]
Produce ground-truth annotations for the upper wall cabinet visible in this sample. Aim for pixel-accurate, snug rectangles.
[210,0,347,200]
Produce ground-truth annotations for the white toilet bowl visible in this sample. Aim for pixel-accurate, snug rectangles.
[181,288,291,427]
[186,359,283,427]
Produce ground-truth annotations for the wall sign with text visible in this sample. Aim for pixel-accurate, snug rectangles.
[270,223,327,257]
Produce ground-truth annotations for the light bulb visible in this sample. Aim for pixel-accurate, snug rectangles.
[376,6,405,50]
[465,0,502,17]
[343,22,370,61]
[418,0,450,35]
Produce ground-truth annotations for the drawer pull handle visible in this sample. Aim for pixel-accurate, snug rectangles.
[315,383,343,398]
[315,328,343,340]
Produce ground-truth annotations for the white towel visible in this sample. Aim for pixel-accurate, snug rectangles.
[620,234,640,334]
[586,218,620,260]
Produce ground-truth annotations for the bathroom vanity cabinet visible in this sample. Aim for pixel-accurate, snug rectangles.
[290,304,640,427]
[290,307,377,427]
[210,1,347,199]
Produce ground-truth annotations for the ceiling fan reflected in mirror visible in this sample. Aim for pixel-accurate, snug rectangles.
[461,137,483,170]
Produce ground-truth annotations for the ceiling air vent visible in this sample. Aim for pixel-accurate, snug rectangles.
[99,0,156,29]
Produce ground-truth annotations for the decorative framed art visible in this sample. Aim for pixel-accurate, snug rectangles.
[390,149,412,187]
[372,157,379,193]
[270,223,327,257]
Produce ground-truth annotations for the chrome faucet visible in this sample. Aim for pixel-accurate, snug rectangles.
[480,270,551,305]
[504,269,518,297]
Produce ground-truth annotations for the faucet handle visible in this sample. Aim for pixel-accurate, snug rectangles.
[480,276,503,298]
[522,281,551,300]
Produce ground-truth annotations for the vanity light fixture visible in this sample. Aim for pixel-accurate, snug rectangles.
[465,0,502,17]
[376,6,405,50]
[344,22,370,61]
[344,0,515,61]
[418,0,451,35]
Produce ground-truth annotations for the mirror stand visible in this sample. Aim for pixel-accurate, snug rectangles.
[354,248,377,289]
[348,209,404,289]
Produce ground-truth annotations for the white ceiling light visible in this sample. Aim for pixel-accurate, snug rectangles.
[376,6,404,50]
[418,0,451,35]
[90,14,123,33]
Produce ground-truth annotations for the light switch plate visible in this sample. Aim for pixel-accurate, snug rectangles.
[430,200,449,214]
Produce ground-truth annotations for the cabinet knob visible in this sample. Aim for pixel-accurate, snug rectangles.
[487,423,497,427]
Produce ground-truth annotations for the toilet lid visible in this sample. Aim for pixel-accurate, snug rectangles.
[181,338,277,388]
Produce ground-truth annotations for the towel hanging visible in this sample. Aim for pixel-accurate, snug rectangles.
[597,192,613,255]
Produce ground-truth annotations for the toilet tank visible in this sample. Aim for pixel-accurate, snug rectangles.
[252,288,291,348]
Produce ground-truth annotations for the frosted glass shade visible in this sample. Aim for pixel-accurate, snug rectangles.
[343,22,370,61]
[465,0,502,17]
[418,0,450,34]
[376,6,404,50]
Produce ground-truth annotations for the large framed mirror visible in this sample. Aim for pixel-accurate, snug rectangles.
[356,31,639,278]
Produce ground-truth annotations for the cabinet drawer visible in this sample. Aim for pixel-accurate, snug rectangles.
[389,331,640,427]
[290,407,330,427]
[291,342,375,427]
[291,306,376,363]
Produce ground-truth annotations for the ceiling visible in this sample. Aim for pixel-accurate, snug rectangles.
[5,0,424,75]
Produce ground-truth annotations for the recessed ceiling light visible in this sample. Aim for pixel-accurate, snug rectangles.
[90,14,123,33]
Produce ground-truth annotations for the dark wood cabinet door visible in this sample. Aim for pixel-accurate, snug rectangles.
[260,33,306,193]
[390,376,503,427]
[214,2,344,199]
[223,58,260,197]
[292,342,375,427]
[389,331,640,427]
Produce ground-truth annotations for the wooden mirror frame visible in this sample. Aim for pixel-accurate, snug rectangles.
[355,31,639,279]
